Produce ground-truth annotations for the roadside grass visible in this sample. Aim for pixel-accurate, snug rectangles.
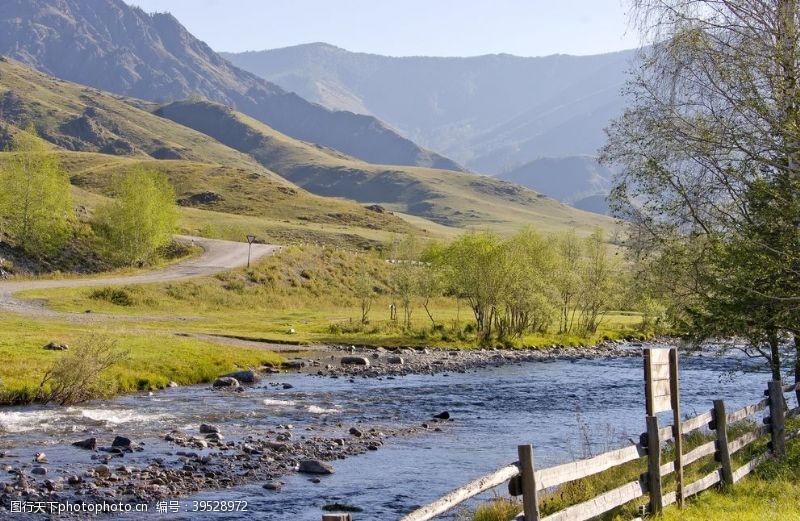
[468,417,800,521]
[14,245,649,349]
[0,315,282,405]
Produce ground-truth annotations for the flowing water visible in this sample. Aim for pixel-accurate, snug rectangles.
[0,343,785,520]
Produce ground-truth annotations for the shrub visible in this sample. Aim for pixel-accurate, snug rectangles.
[89,287,136,306]
[37,336,129,405]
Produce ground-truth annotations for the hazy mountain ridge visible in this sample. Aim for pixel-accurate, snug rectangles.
[0,0,463,171]
[223,43,635,174]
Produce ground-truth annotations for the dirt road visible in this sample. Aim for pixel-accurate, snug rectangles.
[0,235,279,315]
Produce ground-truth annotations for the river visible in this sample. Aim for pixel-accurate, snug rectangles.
[0,343,783,520]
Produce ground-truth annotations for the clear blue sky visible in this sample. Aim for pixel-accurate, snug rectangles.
[126,0,638,57]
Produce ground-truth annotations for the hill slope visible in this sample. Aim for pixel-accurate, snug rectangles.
[498,156,613,204]
[155,100,613,234]
[223,43,635,174]
[0,57,415,239]
[0,0,461,171]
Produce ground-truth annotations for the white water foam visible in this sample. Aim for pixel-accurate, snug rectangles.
[76,408,164,425]
[262,398,297,407]
[0,410,61,433]
[307,405,340,414]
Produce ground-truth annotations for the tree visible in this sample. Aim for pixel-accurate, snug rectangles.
[0,126,73,256]
[575,228,617,334]
[94,168,179,265]
[554,231,582,333]
[353,263,375,325]
[390,235,423,330]
[603,0,800,388]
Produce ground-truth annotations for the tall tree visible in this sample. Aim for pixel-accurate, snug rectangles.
[94,168,179,265]
[603,0,800,384]
[0,127,73,256]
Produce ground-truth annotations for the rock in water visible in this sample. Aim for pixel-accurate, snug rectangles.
[340,356,370,367]
[262,481,282,491]
[348,427,363,437]
[433,411,450,420]
[212,377,240,388]
[298,459,334,475]
[199,424,220,434]
[220,370,258,384]
[72,438,97,450]
[387,356,405,365]
[34,452,47,463]
[111,436,131,449]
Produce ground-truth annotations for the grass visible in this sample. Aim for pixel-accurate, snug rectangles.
[467,418,800,521]
[14,244,650,350]
[0,315,283,405]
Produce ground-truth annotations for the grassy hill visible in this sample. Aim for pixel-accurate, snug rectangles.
[155,101,614,234]
[0,57,420,247]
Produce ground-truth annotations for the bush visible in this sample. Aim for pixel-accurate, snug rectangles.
[89,287,136,306]
[37,336,129,405]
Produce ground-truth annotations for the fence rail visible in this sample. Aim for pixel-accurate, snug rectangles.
[394,379,799,521]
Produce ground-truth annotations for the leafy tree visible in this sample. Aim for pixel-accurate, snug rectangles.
[575,228,617,334]
[554,231,582,333]
[603,0,800,389]
[0,126,73,256]
[353,263,375,325]
[94,168,179,265]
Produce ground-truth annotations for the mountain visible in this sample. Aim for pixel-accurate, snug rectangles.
[0,56,417,244]
[498,156,613,204]
[154,100,614,233]
[0,0,462,171]
[223,43,635,174]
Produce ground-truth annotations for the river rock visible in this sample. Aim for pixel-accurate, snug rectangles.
[282,360,306,369]
[168,381,179,388]
[433,411,450,420]
[199,424,220,434]
[262,481,282,491]
[298,459,334,475]
[221,370,259,384]
[387,356,405,365]
[34,452,47,463]
[72,437,97,450]
[30,466,47,475]
[94,464,111,477]
[348,427,363,437]
[340,356,370,367]
[112,436,132,449]
[212,377,240,388]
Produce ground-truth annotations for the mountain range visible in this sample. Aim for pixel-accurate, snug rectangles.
[0,0,462,171]
[223,43,634,176]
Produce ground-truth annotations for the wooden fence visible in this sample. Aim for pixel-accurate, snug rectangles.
[387,380,800,521]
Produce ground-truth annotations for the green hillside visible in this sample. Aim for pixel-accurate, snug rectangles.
[156,101,614,234]
[0,57,419,245]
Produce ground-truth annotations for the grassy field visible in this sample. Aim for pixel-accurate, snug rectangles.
[467,418,800,521]
[0,315,283,405]
[14,244,649,349]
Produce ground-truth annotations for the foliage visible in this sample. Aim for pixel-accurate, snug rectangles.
[94,168,179,265]
[37,335,129,405]
[602,0,800,380]
[0,126,73,256]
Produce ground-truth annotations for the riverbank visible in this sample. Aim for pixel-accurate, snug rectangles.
[0,345,776,519]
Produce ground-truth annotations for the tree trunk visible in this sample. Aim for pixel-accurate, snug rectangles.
[769,332,782,381]
[794,333,799,405]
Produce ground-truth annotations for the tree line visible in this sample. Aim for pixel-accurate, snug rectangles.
[357,228,623,343]
[0,127,178,266]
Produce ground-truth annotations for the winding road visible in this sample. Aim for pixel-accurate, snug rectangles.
[0,235,279,316]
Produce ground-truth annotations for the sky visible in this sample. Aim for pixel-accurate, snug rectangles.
[126,0,639,57]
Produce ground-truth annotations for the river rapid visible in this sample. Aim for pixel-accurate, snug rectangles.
[0,342,783,520]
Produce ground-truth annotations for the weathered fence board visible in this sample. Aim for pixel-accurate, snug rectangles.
[535,443,646,490]
[731,453,770,484]
[397,463,520,521]
[683,469,722,498]
[681,410,714,434]
[681,440,717,467]
[727,399,768,424]
[539,480,646,521]
[728,426,769,455]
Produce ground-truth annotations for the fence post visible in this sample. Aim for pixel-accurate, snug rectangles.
[668,348,684,507]
[767,380,786,458]
[646,415,663,515]
[713,399,734,486]
[322,515,352,521]
[517,444,540,521]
